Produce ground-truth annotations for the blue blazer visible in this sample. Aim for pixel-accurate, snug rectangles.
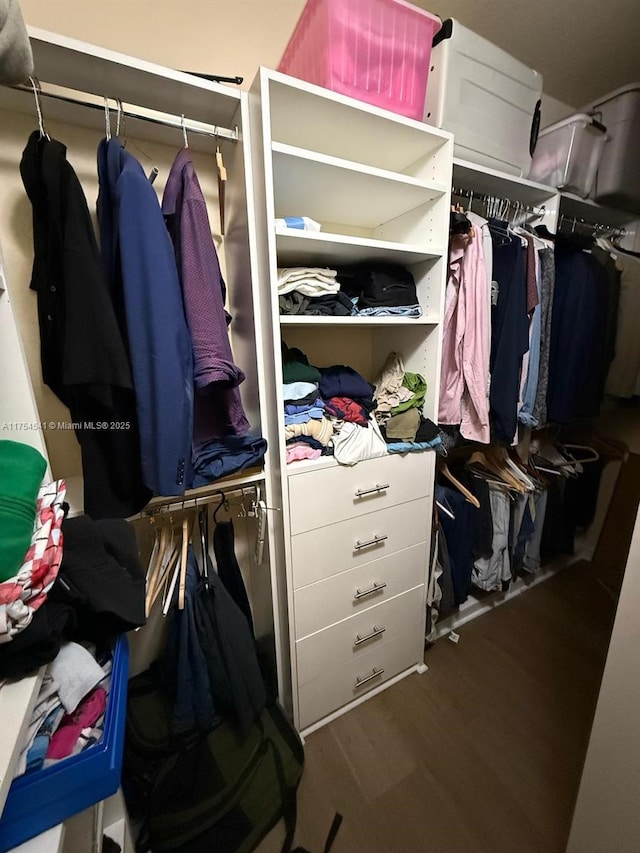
[97,138,194,496]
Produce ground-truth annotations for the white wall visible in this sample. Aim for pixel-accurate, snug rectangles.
[566,506,640,853]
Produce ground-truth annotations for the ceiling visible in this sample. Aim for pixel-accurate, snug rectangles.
[413,0,640,106]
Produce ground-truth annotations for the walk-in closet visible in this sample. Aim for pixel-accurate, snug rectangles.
[1,1,640,852]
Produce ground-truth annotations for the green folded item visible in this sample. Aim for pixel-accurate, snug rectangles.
[282,345,321,384]
[0,440,47,582]
[391,372,427,415]
[385,408,420,441]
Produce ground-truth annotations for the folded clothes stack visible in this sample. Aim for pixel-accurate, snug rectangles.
[278,267,357,318]
[337,263,422,318]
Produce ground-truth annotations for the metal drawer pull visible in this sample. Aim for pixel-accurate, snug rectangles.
[354,625,386,646]
[354,534,388,551]
[354,483,390,498]
[353,581,387,600]
[354,667,385,688]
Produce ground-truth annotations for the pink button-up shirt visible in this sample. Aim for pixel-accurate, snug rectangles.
[438,227,490,443]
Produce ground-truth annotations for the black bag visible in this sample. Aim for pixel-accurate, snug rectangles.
[124,670,309,853]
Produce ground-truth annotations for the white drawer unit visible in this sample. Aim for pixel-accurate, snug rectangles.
[297,628,424,730]
[296,585,424,685]
[288,452,434,535]
[291,498,430,588]
[250,69,452,733]
[294,543,427,639]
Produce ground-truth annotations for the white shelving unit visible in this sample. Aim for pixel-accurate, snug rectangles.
[249,67,453,735]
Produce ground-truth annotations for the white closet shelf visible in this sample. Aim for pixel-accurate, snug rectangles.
[280,316,439,327]
[265,70,452,178]
[0,28,242,155]
[559,192,639,228]
[452,157,558,206]
[273,143,447,231]
[275,227,444,266]
[274,142,447,194]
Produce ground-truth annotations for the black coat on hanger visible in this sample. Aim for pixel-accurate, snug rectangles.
[20,130,150,518]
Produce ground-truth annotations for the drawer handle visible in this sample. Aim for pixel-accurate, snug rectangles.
[354,581,387,600]
[354,625,386,646]
[354,534,388,551]
[355,483,390,498]
[354,667,385,688]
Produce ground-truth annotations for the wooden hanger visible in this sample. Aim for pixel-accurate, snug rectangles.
[439,461,480,508]
[178,510,195,610]
[216,142,227,236]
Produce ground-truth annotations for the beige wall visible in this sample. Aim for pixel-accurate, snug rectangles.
[20,0,305,90]
[567,506,640,853]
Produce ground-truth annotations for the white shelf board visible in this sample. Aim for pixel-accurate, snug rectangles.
[275,227,444,266]
[280,315,439,327]
[559,192,639,228]
[453,157,558,205]
[273,143,447,230]
[0,669,45,816]
[265,70,451,175]
[27,27,241,124]
[0,28,242,155]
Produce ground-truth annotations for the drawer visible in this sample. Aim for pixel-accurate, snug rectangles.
[297,628,423,730]
[296,585,424,685]
[294,543,427,639]
[288,452,434,534]
[291,497,430,588]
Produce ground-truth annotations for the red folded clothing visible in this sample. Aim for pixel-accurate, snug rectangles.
[325,397,369,426]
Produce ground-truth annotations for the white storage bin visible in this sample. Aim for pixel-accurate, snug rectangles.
[423,19,543,177]
[583,84,640,212]
[528,114,607,197]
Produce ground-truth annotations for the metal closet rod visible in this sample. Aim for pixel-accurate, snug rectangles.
[141,483,259,518]
[558,214,626,238]
[11,79,239,142]
[452,185,545,216]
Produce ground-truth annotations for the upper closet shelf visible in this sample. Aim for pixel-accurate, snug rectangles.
[559,192,639,228]
[272,143,448,234]
[275,227,444,266]
[265,70,453,181]
[0,27,242,154]
[452,157,559,206]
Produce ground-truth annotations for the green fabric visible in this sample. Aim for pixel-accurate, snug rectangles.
[282,346,321,384]
[385,408,420,441]
[0,441,47,582]
[390,372,427,415]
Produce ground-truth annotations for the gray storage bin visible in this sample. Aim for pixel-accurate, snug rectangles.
[529,113,607,197]
[584,84,640,212]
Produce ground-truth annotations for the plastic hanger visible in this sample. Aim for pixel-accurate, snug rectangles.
[213,490,230,524]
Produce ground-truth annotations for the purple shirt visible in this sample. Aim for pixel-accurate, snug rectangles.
[163,149,249,440]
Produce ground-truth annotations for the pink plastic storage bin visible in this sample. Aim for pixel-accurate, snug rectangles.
[278,0,442,119]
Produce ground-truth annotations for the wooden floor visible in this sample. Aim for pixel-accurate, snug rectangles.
[266,563,618,853]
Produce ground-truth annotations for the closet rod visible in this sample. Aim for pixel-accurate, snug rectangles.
[141,483,259,518]
[10,80,239,142]
[452,185,545,216]
[558,214,626,238]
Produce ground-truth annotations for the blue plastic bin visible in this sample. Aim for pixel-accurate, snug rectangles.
[0,635,129,852]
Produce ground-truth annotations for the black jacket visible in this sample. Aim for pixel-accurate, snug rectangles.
[20,131,150,517]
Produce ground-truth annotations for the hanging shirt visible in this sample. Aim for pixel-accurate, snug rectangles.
[438,227,491,443]
[97,138,193,497]
[20,131,150,518]
[162,149,249,442]
[488,221,530,443]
